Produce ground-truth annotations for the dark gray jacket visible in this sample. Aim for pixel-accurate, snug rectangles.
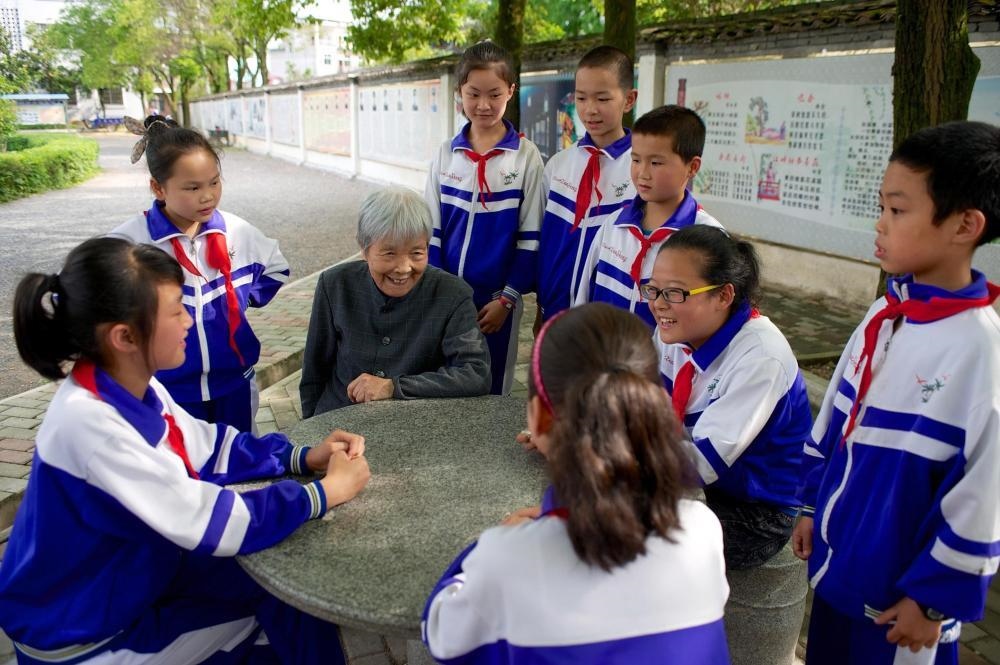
[300,261,491,417]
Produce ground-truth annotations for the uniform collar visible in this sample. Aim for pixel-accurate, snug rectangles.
[887,270,991,303]
[578,129,631,160]
[687,301,754,372]
[146,200,226,242]
[72,361,166,448]
[450,120,521,153]
[614,190,698,230]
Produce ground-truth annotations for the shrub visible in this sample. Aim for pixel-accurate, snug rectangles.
[0,134,99,203]
[0,100,17,151]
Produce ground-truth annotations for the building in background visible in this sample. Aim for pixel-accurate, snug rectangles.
[266,0,361,84]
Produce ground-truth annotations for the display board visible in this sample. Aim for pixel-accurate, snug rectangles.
[270,94,299,146]
[303,87,351,155]
[358,80,442,166]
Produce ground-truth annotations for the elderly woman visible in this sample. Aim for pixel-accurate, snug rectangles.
[300,187,491,417]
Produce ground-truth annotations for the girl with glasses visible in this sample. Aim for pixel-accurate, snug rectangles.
[646,224,812,659]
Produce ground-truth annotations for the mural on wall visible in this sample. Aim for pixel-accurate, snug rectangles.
[202,100,227,136]
[245,96,267,139]
[520,76,579,161]
[270,94,299,146]
[227,98,243,135]
[681,78,892,232]
[304,87,351,155]
[358,80,441,166]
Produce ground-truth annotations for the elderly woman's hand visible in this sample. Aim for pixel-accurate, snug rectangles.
[347,373,395,404]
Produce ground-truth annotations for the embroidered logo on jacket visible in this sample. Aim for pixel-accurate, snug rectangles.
[613,181,631,197]
[915,374,948,402]
[501,170,519,185]
[440,170,463,183]
[706,377,720,397]
[553,176,577,192]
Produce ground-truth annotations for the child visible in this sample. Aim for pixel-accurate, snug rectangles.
[536,45,637,325]
[424,41,544,395]
[793,121,1000,664]
[111,114,290,433]
[574,104,723,330]
[0,237,371,664]
[423,303,731,664]
[648,225,810,568]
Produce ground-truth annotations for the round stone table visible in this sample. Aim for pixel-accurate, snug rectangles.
[238,396,547,654]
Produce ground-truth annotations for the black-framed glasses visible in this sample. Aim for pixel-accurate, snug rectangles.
[639,283,723,304]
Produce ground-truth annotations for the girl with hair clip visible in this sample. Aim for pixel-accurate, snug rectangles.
[423,303,731,664]
[0,237,370,664]
[110,114,290,434]
[643,224,810,572]
[424,41,544,396]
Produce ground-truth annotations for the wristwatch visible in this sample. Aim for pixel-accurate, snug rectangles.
[917,602,945,622]
[498,295,515,311]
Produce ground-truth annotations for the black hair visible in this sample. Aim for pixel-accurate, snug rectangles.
[142,114,221,184]
[13,237,184,380]
[658,225,761,310]
[529,303,696,571]
[577,45,634,93]
[890,120,1000,246]
[456,40,515,89]
[633,105,706,163]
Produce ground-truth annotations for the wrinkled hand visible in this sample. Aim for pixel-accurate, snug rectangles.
[305,430,366,472]
[792,516,813,560]
[501,505,541,526]
[477,299,510,335]
[347,373,394,404]
[874,597,942,652]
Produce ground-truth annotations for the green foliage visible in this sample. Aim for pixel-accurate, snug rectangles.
[0,100,18,145]
[347,0,469,63]
[637,0,814,24]
[0,133,99,202]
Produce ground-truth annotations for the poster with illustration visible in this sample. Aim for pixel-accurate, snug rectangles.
[520,76,577,161]
[270,94,299,146]
[227,98,243,135]
[245,96,267,139]
[304,87,351,155]
[358,80,441,166]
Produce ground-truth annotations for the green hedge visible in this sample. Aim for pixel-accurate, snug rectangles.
[0,134,99,203]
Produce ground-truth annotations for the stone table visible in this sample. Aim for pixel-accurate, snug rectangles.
[238,396,548,660]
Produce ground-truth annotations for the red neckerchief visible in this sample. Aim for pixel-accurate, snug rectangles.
[626,226,674,285]
[462,148,504,210]
[572,147,603,232]
[169,233,245,366]
[71,359,200,479]
[671,308,760,422]
[841,282,1000,445]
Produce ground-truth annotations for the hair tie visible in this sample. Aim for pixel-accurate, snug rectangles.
[124,116,172,164]
[531,310,568,414]
[40,274,61,318]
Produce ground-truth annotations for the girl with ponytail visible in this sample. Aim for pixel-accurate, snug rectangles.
[423,302,730,664]
[643,224,810,571]
[0,237,370,663]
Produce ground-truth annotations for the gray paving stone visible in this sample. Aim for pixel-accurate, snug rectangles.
[0,407,41,420]
[0,463,30,479]
[966,636,1000,663]
[0,478,27,494]
[0,418,38,431]
[339,627,384,658]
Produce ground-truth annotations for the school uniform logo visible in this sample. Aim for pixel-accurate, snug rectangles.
[601,243,629,265]
[915,374,948,402]
[501,169,519,185]
[613,181,631,197]
[706,376,720,397]
[554,176,577,192]
[440,170,463,183]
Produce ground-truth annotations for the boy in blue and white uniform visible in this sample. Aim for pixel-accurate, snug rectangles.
[793,121,1000,664]
[574,105,722,330]
[536,45,637,324]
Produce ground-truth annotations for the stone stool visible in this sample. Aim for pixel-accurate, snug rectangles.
[724,542,807,665]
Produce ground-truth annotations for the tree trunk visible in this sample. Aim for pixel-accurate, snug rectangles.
[495,0,525,130]
[604,0,636,127]
[877,0,980,295]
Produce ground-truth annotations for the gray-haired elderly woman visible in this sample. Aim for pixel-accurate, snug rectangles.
[300,187,491,416]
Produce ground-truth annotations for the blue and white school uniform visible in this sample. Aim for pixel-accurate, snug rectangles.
[537,131,634,322]
[111,204,290,432]
[798,273,1000,664]
[0,362,338,665]
[573,192,722,330]
[423,486,731,664]
[656,303,811,511]
[425,121,544,395]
